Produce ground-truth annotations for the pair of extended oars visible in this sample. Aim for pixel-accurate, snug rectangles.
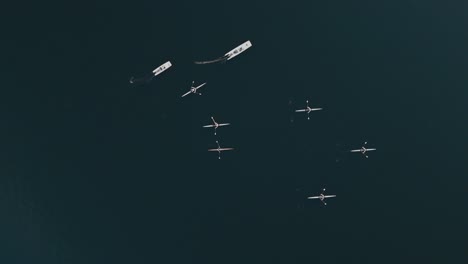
[307,188,336,205]
[203,117,233,159]
[181,81,206,97]
[295,100,323,120]
[350,141,377,158]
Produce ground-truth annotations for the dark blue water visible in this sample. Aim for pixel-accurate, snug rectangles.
[1,1,466,263]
